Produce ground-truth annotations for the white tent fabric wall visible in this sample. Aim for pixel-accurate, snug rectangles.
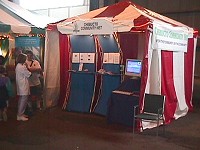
[43,30,60,108]
[148,49,161,95]
[144,32,160,95]
[173,51,188,118]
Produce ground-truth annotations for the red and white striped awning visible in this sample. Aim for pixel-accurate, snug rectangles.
[53,1,193,36]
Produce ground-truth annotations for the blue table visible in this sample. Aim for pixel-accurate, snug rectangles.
[107,92,139,127]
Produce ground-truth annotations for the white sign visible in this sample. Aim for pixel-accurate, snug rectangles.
[73,19,113,35]
[103,53,109,63]
[152,24,189,52]
[58,18,113,35]
[80,53,95,63]
[72,53,80,63]
[103,53,120,64]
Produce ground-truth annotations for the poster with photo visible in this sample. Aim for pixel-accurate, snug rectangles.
[15,36,41,62]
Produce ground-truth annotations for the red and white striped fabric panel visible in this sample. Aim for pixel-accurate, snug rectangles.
[140,31,197,129]
[161,50,179,124]
[184,38,197,111]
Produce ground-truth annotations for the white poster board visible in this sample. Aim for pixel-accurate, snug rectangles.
[80,53,95,63]
[72,53,80,63]
[103,53,120,64]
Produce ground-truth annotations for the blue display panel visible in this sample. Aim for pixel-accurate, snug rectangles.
[94,35,121,116]
[66,35,96,113]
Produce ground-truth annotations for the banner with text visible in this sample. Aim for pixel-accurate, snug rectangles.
[58,18,113,35]
[152,24,189,52]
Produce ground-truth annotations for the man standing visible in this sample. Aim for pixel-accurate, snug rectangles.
[25,50,43,111]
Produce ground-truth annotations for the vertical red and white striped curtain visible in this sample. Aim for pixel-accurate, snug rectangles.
[139,29,197,129]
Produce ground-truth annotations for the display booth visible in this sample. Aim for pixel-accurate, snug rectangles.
[0,0,55,78]
[44,1,198,129]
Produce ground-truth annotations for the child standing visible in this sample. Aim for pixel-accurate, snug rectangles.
[15,53,31,121]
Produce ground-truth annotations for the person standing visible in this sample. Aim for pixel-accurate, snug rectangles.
[15,53,31,121]
[25,50,42,110]
[0,67,13,121]
[0,55,6,76]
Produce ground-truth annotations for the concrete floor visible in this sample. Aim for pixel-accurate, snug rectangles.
[0,78,200,150]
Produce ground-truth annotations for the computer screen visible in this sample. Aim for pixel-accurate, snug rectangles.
[125,59,142,77]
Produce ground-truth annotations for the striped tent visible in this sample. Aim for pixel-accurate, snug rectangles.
[0,0,56,34]
[44,0,198,129]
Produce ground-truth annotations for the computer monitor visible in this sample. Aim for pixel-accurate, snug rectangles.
[125,59,142,77]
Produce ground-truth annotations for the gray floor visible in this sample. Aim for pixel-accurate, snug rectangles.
[0,78,200,150]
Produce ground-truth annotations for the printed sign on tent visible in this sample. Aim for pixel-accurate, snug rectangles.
[80,53,95,63]
[72,53,80,63]
[103,53,120,64]
[58,18,113,35]
[152,23,189,52]
[103,53,109,63]
[86,53,95,63]
[113,53,120,64]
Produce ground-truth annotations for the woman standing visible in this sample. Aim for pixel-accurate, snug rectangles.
[15,53,31,121]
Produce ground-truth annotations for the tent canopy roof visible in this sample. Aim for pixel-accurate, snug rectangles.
[50,0,194,35]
